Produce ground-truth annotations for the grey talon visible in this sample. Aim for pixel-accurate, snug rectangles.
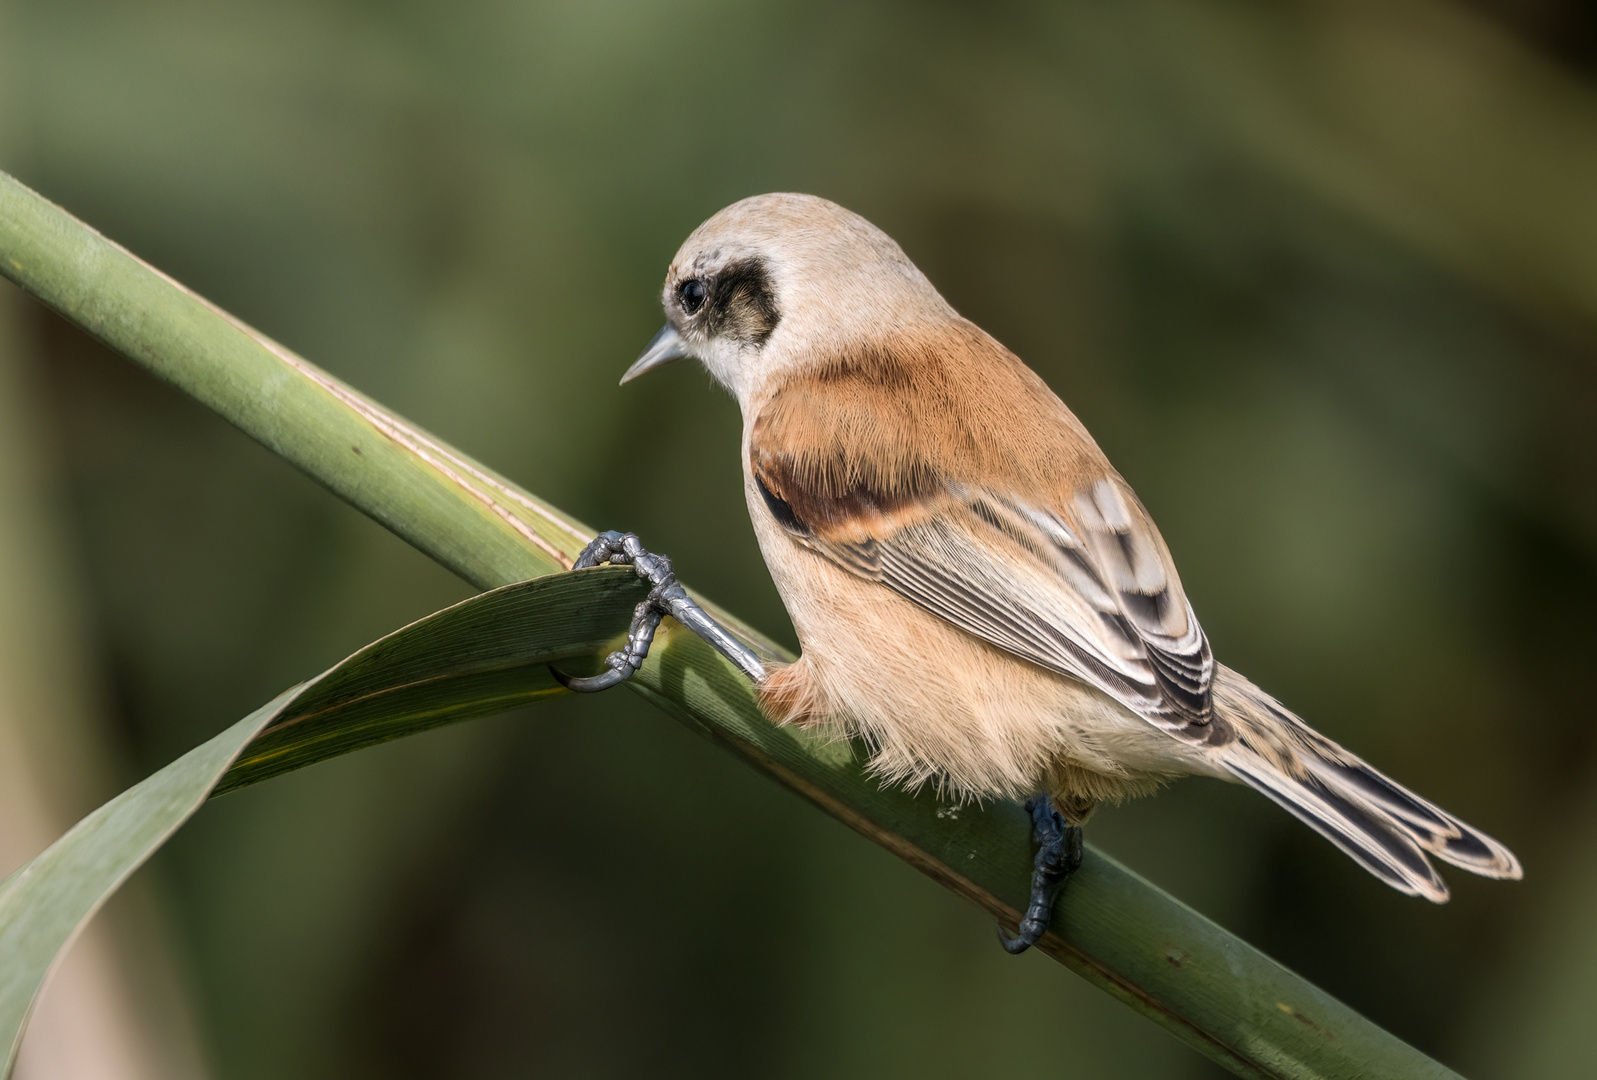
[553,531,767,692]
[996,794,1083,955]
[550,659,631,693]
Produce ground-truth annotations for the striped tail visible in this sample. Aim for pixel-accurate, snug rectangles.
[1212,666,1522,901]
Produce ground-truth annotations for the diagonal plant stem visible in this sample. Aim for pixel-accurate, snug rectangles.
[0,167,1462,1080]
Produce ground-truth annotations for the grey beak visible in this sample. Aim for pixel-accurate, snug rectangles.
[621,325,689,384]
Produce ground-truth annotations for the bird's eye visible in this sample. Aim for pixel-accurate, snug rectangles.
[679,278,707,315]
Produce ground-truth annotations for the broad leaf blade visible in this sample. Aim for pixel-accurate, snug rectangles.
[0,566,643,1074]
[217,565,645,793]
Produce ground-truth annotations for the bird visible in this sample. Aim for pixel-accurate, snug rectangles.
[559,192,1523,953]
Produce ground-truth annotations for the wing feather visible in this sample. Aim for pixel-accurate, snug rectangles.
[754,464,1219,740]
[747,333,1218,741]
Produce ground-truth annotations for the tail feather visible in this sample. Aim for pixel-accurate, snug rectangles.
[1223,755,1450,901]
[1298,754,1522,879]
[1214,666,1523,901]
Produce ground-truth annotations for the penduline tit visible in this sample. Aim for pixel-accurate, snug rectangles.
[555,193,1522,953]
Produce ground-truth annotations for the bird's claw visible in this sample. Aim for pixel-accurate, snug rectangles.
[997,794,1083,954]
[552,531,766,692]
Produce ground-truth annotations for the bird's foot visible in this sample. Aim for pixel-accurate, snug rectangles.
[997,795,1083,955]
[552,530,766,692]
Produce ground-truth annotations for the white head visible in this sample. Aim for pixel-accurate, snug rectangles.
[622,193,957,404]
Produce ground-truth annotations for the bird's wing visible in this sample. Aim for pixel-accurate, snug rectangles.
[749,359,1218,740]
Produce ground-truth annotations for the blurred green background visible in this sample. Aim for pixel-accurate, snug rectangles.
[2,0,1596,1077]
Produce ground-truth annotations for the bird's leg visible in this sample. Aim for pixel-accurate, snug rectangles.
[996,795,1083,955]
[552,531,766,692]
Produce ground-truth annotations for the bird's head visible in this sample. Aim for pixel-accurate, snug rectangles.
[621,193,955,403]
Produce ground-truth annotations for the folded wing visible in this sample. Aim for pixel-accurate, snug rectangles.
[749,356,1221,743]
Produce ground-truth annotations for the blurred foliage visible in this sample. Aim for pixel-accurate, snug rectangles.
[1,0,1596,1077]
